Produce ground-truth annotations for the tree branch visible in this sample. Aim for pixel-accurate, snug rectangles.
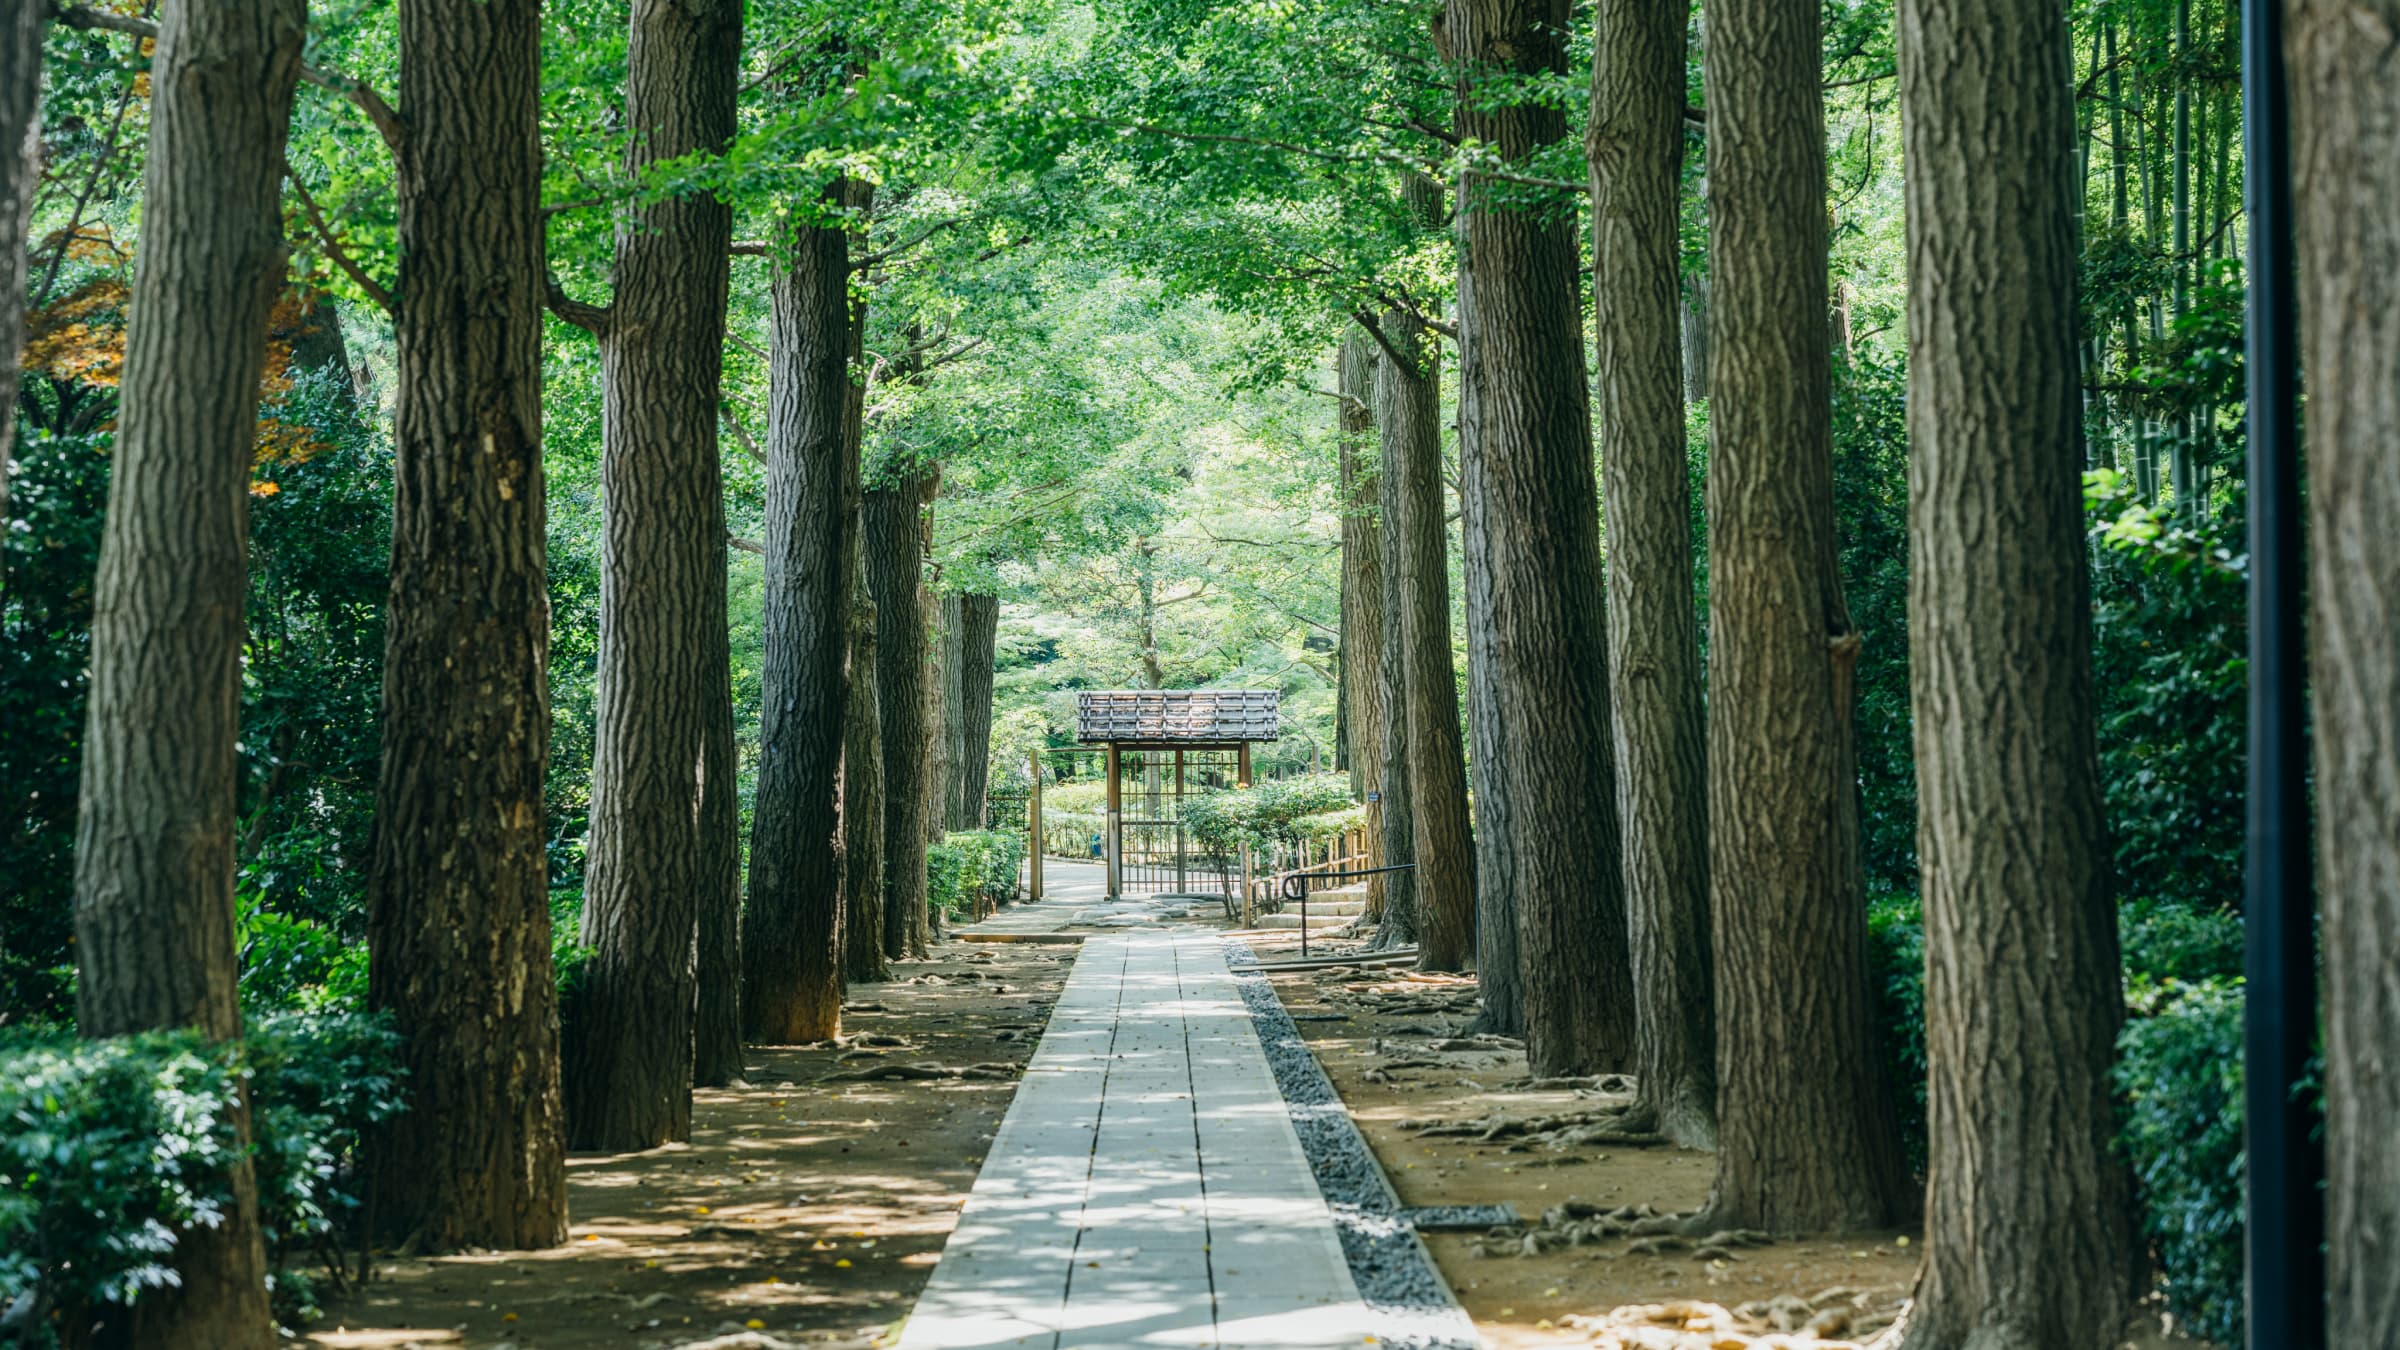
[544,274,612,335]
[285,158,395,314]
[54,5,405,152]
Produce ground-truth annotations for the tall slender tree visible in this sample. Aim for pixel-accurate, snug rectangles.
[1447,0,1635,1074]
[843,518,891,984]
[1335,332,1391,929]
[1373,309,1475,971]
[1588,0,1715,1149]
[1893,0,2143,1335]
[368,0,568,1246]
[955,592,1000,828]
[563,0,745,1150]
[743,191,858,1045]
[70,0,302,1337]
[866,470,936,958]
[1698,0,1911,1232]
[2291,0,2400,1341]
[1363,325,1419,951]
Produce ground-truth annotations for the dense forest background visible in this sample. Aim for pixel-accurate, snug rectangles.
[2,0,2279,1340]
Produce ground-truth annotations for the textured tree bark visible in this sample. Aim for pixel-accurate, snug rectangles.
[1447,0,1635,1075]
[1588,0,1716,1149]
[2291,3,2400,1342]
[1368,334,1419,952]
[1679,273,1710,406]
[70,0,301,1338]
[1894,0,2142,1334]
[367,0,567,1248]
[569,0,744,1151]
[866,473,935,959]
[956,593,1000,829]
[842,510,891,985]
[1699,0,1911,1232]
[1336,332,1390,925]
[0,0,39,527]
[742,202,854,1046]
[935,590,964,832]
[1377,312,1476,972]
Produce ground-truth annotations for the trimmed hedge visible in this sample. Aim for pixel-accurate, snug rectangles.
[0,1013,405,1339]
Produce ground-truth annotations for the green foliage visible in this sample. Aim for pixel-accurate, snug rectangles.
[1862,891,1928,1175]
[1176,774,1361,860]
[2087,470,2247,911]
[928,830,1028,917]
[0,429,109,1026]
[1831,357,1917,891]
[0,1014,404,1337]
[2114,981,2246,1344]
[236,897,368,1015]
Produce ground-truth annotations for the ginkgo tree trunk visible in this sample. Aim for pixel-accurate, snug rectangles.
[71,0,302,1338]
[2291,0,2400,1341]
[1893,0,2141,1336]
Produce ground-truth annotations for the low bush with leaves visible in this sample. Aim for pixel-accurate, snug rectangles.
[0,1013,405,1340]
[929,830,1028,917]
[1176,773,1362,862]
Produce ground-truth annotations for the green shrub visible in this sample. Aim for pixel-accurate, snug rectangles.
[2115,980,2246,1344]
[237,896,368,1014]
[1863,890,1928,1174]
[0,1013,403,1338]
[1177,773,1362,860]
[930,831,1029,917]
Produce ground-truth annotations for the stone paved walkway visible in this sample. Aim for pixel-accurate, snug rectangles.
[957,860,1111,937]
[896,930,1372,1350]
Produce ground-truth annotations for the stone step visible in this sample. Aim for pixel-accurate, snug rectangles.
[1251,911,1355,930]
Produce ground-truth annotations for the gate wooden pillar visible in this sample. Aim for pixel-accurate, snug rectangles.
[1028,750,1044,901]
[1104,741,1123,898]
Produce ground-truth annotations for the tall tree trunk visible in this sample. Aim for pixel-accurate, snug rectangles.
[569,0,743,1151]
[1336,331,1390,924]
[2292,3,2400,1342]
[842,540,890,984]
[866,473,934,959]
[1367,334,1419,953]
[1377,311,1475,972]
[1447,0,1634,1075]
[1589,0,1716,1150]
[742,199,855,1046]
[937,590,965,831]
[693,668,744,1083]
[0,0,40,528]
[923,580,949,856]
[1893,0,2143,1334]
[1698,0,1910,1232]
[70,0,301,1338]
[368,0,566,1248]
[956,592,999,828]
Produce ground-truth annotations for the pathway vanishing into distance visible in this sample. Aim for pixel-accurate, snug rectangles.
[955,859,1112,937]
[896,928,1373,1350]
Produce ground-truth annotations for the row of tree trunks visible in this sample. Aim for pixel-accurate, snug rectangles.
[2292,0,2400,1341]
[1374,309,1475,972]
[1447,0,1635,1077]
[367,0,567,1249]
[1334,331,1389,926]
[954,592,1000,829]
[567,0,744,1151]
[1587,0,1716,1151]
[0,0,39,526]
[1697,0,1910,1233]
[1892,0,2142,1336]
[741,191,857,1046]
[69,0,305,1338]
[866,470,936,959]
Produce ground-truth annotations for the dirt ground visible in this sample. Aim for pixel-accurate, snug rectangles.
[1246,927,1920,1350]
[306,938,1076,1350]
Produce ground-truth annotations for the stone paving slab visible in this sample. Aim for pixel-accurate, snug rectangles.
[895,930,1376,1350]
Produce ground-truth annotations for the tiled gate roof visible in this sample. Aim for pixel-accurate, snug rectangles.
[1074,689,1281,743]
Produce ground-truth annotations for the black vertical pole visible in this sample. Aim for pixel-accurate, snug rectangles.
[2239,0,2322,1344]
